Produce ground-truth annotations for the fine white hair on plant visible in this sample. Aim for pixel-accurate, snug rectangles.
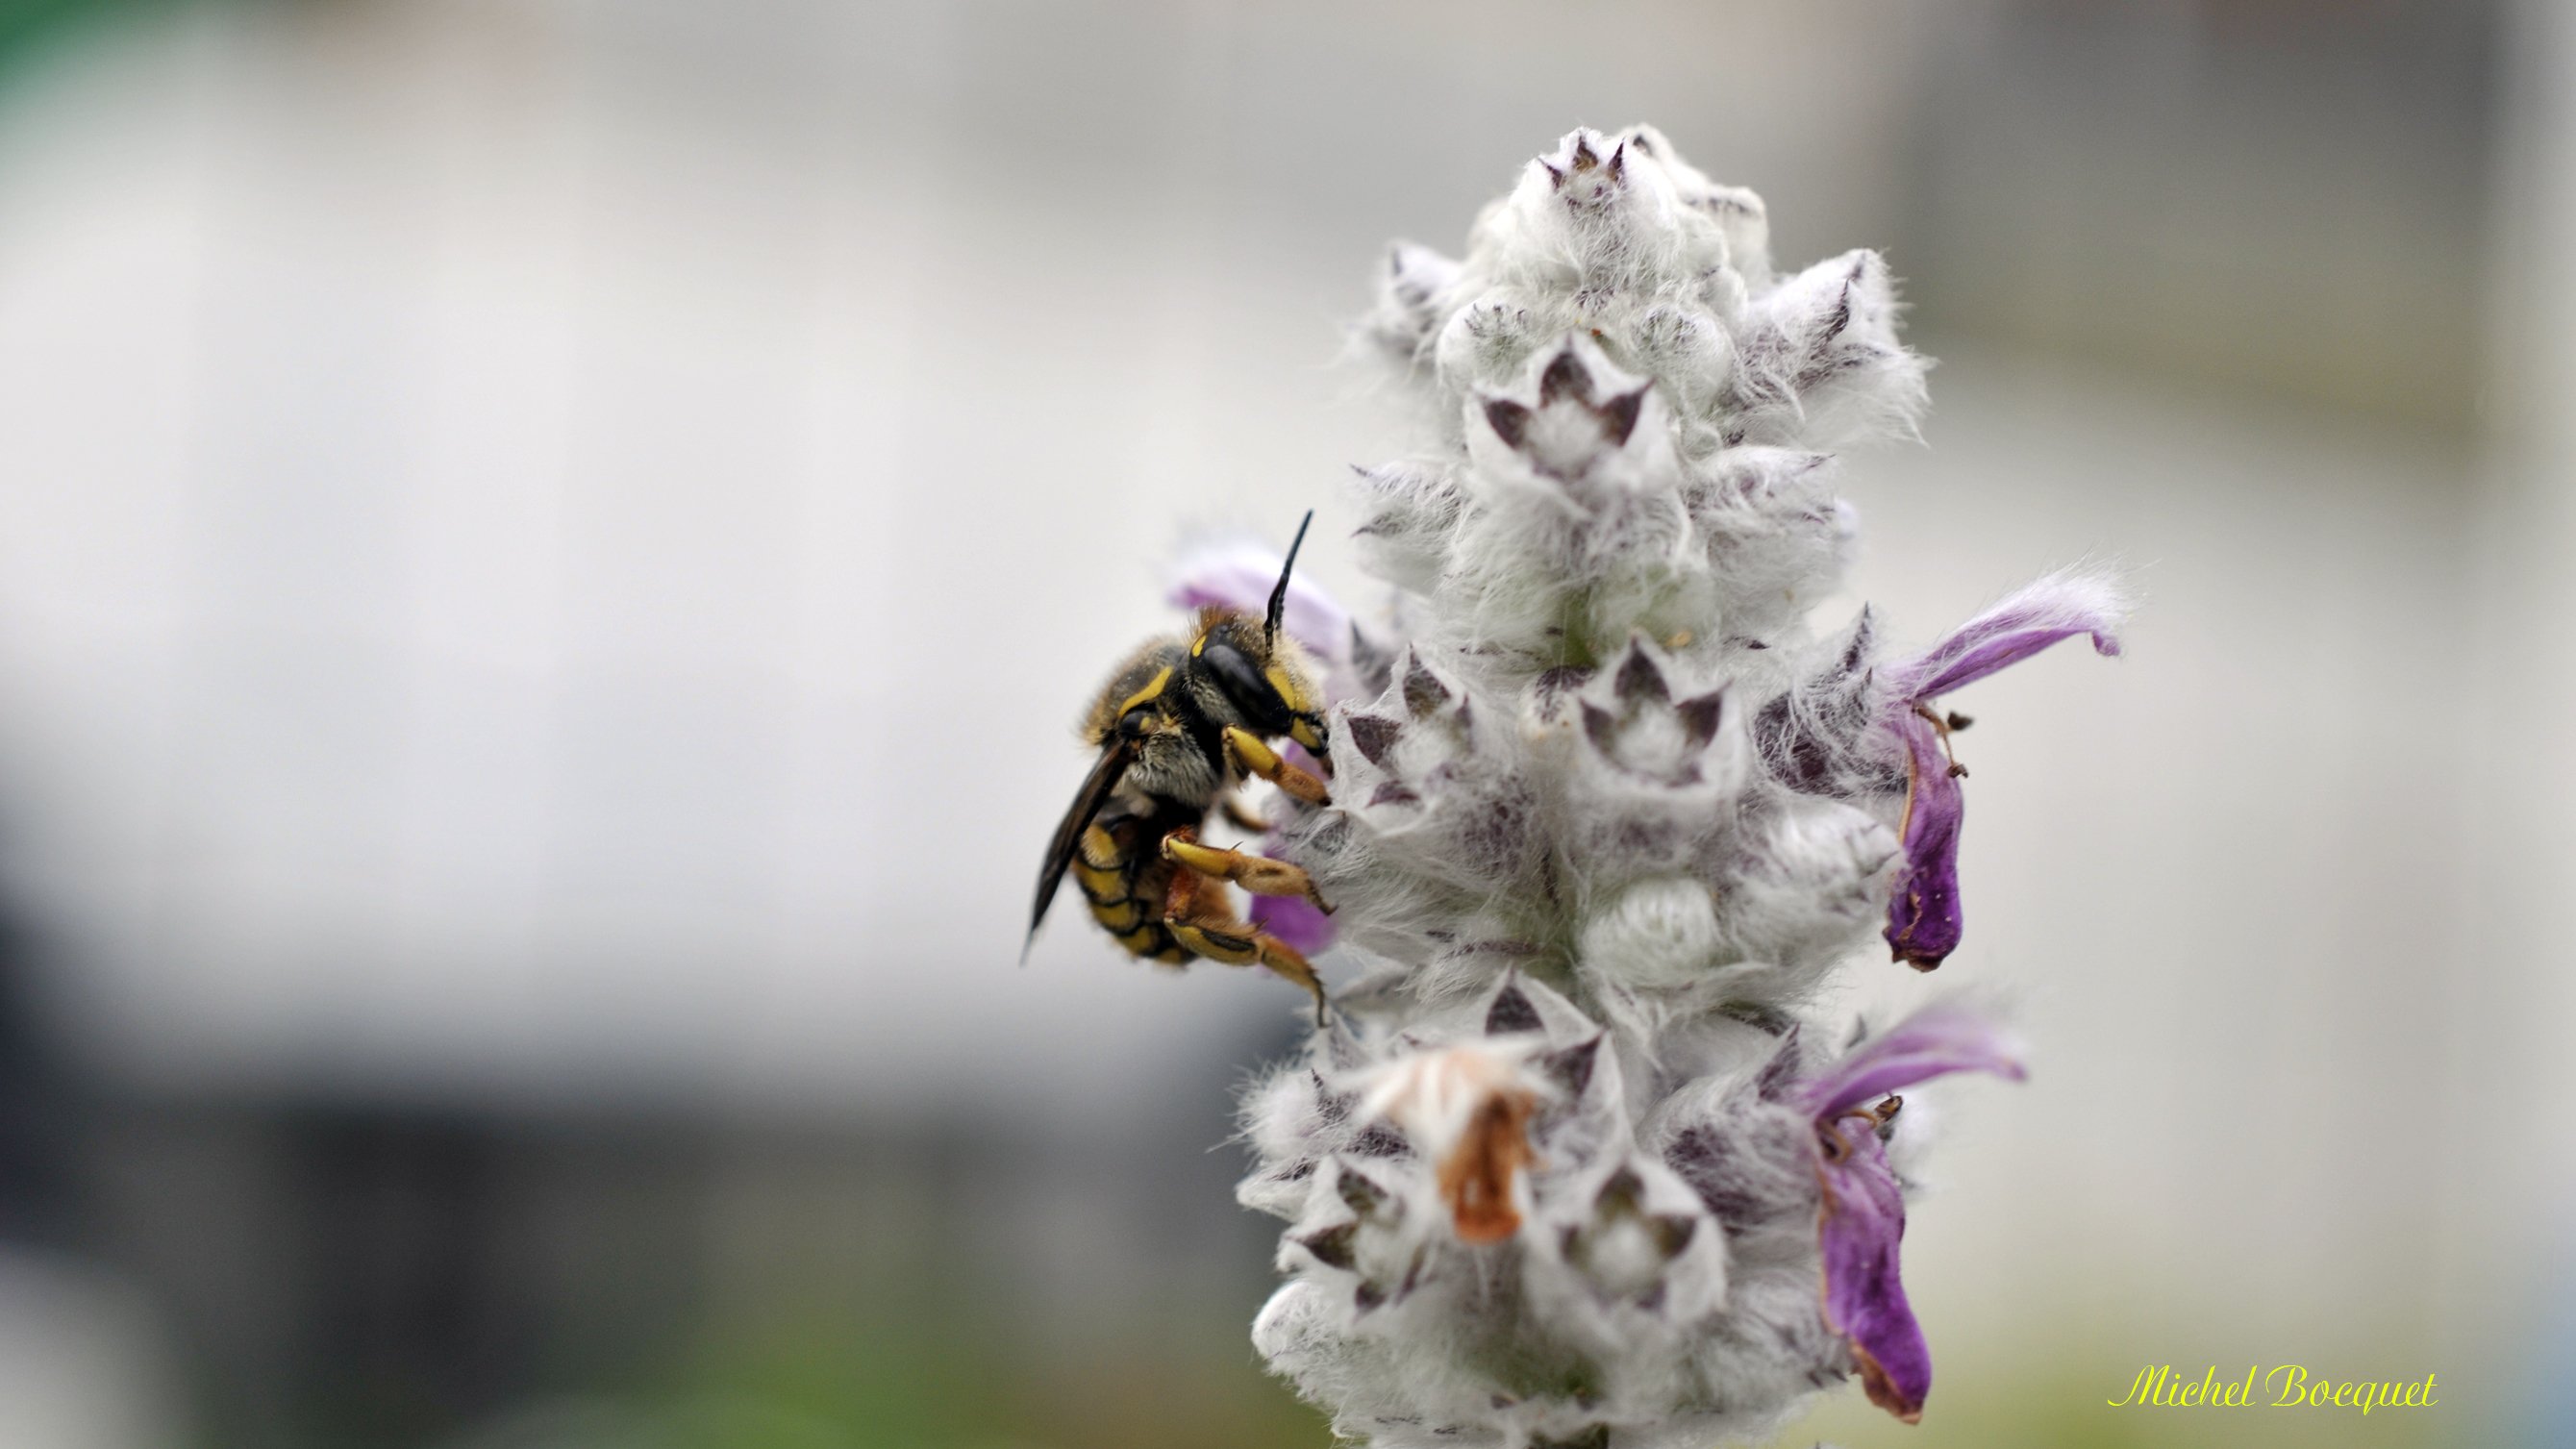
[1180,125,2129,1448]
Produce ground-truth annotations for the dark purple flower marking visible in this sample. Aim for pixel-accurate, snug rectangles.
[1798,1006,2027,1422]
[1883,573,2122,967]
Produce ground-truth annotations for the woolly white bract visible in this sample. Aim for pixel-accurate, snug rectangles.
[1210,126,2124,1448]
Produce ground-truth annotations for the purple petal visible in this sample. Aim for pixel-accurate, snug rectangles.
[1806,1005,2028,1420]
[1815,1126,1932,1422]
[1882,710,1965,969]
[1892,570,2124,702]
[1250,887,1336,956]
[1168,539,1352,664]
[1800,1002,2027,1122]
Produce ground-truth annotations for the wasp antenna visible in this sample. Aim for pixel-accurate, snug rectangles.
[1267,509,1315,646]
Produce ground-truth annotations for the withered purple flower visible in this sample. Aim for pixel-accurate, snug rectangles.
[1884,572,2125,968]
[1799,1005,2028,1423]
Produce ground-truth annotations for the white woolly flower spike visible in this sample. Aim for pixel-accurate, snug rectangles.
[1213,125,2127,1448]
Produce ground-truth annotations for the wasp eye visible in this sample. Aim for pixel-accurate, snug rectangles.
[1198,640,1293,735]
[1118,707,1155,737]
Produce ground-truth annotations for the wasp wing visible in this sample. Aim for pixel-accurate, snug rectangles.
[1029,739,1135,946]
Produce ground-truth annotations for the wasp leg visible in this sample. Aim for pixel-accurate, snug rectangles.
[1162,828,1332,913]
[1163,867,1329,1023]
[1219,794,1269,834]
[1254,937,1327,1027]
[1224,726,1330,805]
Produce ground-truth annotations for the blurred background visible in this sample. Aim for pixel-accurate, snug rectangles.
[0,0,2565,1445]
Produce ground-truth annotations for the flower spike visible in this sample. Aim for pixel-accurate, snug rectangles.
[1217,126,2121,1448]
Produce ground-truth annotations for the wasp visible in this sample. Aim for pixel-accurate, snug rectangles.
[1028,512,1337,1018]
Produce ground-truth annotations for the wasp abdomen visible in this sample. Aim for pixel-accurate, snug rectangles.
[1074,813,1189,965]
